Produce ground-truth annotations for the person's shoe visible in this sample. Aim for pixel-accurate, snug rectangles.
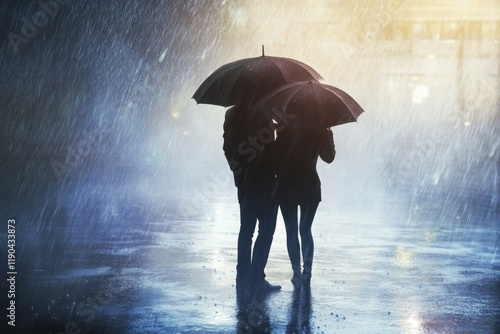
[254,279,282,293]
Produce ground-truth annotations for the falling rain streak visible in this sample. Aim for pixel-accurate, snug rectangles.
[0,1,498,333]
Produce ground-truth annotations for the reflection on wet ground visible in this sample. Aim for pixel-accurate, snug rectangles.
[9,198,499,334]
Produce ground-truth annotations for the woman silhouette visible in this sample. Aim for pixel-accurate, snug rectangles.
[274,127,335,286]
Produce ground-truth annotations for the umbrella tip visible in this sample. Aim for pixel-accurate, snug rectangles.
[262,45,265,56]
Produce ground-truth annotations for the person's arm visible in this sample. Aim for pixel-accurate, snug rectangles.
[223,108,237,162]
[222,127,233,163]
[319,128,335,163]
[223,108,244,186]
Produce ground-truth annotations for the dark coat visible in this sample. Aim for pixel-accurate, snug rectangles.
[223,105,276,205]
[274,128,335,205]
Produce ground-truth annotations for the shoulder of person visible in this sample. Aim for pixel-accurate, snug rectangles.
[224,106,240,132]
[225,106,237,119]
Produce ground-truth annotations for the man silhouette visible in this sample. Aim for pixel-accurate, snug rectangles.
[223,95,281,293]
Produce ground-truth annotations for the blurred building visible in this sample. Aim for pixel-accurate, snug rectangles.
[317,0,500,207]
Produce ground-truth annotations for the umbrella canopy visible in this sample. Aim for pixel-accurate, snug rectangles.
[193,48,323,107]
[255,81,365,128]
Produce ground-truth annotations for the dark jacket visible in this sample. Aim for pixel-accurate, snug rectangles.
[223,106,276,202]
[274,128,335,204]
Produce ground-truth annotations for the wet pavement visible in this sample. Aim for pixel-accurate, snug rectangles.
[5,193,499,334]
[1,1,499,333]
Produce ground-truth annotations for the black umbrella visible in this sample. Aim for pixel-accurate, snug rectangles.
[193,47,323,107]
[255,81,365,128]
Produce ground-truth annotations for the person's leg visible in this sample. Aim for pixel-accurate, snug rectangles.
[250,199,278,283]
[280,203,301,276]
[237,200,258,283]
[299,201,319,280]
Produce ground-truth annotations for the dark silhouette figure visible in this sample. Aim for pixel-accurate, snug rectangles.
[223,99,281,292]
[274,128,335,285]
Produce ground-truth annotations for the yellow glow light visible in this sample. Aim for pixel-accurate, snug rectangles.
[396,245,414,267]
